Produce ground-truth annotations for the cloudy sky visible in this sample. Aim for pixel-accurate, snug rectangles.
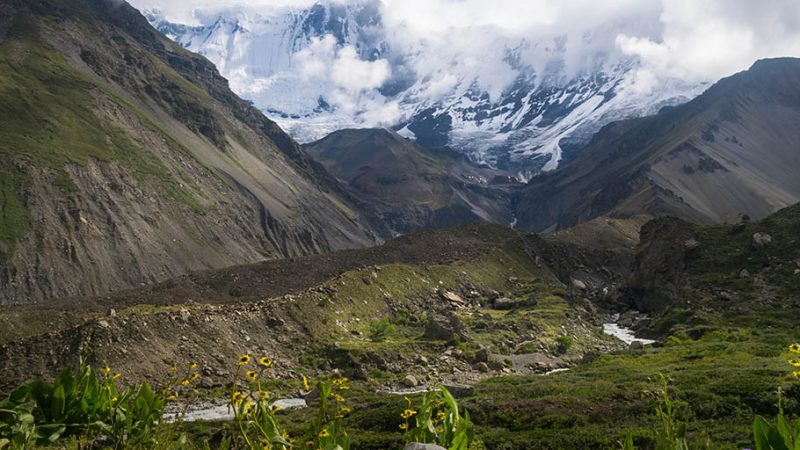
[127,0,800,136]
[130,0,800,83]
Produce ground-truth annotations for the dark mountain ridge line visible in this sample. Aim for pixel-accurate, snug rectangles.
[514,57,800,232]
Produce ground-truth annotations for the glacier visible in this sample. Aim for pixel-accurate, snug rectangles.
[144,1,707,173]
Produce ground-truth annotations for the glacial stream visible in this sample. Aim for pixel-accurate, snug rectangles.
[167,318,655,422]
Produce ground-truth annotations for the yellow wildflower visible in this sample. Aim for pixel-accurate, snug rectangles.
[399,423,408,430]
[100,366,111,375]
[239,354,252,365]
[190,362,198,370]
[246,370,258,381]
[166,395,177,401]
[334,394,346,402]
[789,359,800,367]
[302,375,311,391]
[318,428,330,438]
[112,373,122,380]
[400,408,417,419]
[191,373,201,382]
[790,343,800,354]
[181,379,190,386]
[261,438,271,450]
[259,357,273,368]
[793,371,800,380]
[435,411,446,422]
[339,405,352,414]
[259,391,270,400]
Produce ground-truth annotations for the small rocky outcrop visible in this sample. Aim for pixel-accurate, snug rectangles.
[752,232,773,248]
[424,314,468,343]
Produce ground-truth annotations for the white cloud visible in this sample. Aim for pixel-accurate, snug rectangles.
[129,0,800,132]
[616,0,800,92]
[332,47,391,93]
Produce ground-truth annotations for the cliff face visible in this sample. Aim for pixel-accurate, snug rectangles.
[0,0,379,304]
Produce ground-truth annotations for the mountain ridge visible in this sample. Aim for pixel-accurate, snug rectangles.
[514,57,800,231]
[0,0,381,304]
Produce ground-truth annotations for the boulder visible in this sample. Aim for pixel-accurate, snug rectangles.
[402,375,418,388]
[441,383,475,397]
[629,341,644,350]
[752,233,773,248]
[473,348,490,363]
[475,362,490,373]
[571,279,587,290]
[492,297,517,310]
[737,269,750,279]
[424,314,467,343]
[440,290,466,306]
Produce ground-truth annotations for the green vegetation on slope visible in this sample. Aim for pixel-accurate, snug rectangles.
[0,24,205,257]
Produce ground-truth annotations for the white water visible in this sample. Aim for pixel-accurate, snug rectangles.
[602,322,657,345]
[164,398,307,423]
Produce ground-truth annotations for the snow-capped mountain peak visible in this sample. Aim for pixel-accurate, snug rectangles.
[144,1,706,173]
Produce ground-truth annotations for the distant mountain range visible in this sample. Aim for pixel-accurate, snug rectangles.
[144,1,705,174]
[514,58,800,230]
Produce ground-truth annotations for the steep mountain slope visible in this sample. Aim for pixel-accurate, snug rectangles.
[0,0,379,305]
[515,58,800,231]
[305,128,517,234]
[144,2,704,173]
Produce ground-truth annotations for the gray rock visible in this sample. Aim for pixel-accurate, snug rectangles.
[424,314,468,342]
[440,290,465,305]
[98,320,110,328]
[475,362,490,373]
[492,297,517,310]
[629,341,644,350]
[474,348,490,363]
[683,238,701,251]
[402,375,418,388]
[752,232,773,248]
[738,268,750,279]
[571,279,587,290]
[442,383,475,397]
[404,444,447,450]
[484,289,501,301]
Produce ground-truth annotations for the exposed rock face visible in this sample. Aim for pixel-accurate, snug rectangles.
[625,217,697,312]
[0,0,379,304]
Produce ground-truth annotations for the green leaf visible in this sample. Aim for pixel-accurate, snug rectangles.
[755,416,771,450]
[51,384,66,421]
